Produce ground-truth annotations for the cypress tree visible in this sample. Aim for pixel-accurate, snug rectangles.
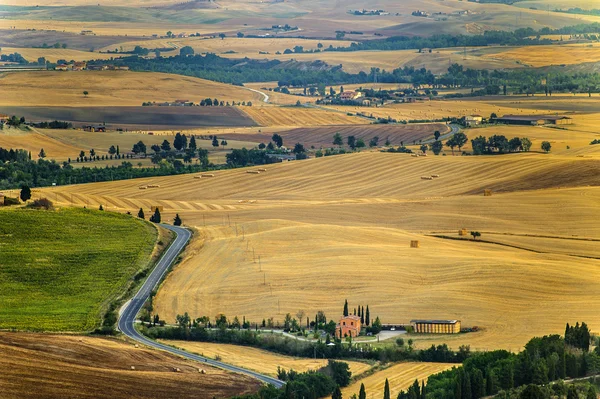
[360,309,365,325]
[138,208,144,219]
[150,208,161,223]
[173,213,182,226]
[384,379,390,399]
[353,307,356,316]
[365,306,370,326]
[421,380,426,399]
[98,204,103,211]
[359,383,366,399]
[343,300,348,317]
[116,145,120,155]
[412,379,420,399]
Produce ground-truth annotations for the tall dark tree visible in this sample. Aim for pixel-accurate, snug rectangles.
[20,185,31,202]
[384,378,390,399]
[365,306,370,326]
[343,299,349,317]
[174,133,184,151]
[173,214,182,226]
[347,135,356,150]
[150,208,161,223]
[332,386,342,399]
[272,134,283,148]
[138,208,145,219]
[98,204,104,211]
[359,383,366,399]
[212,137,219,148]
[161,140,171,152]
[189,136,197,151]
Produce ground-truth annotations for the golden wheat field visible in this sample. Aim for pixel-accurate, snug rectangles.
[241,106,366,127]
[38,149,600,351]
[342,363,456,399]
[0,47,119,63]
[481,44,600,67]
[161,341,372,378]
[0,71,263,107]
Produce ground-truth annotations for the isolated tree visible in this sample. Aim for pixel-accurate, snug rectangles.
[38,148,46,158]
[166,31,172,37]
[333,132,343,146]
[384,378,391,399]
[369,136,379,148]
[272,133,283,148]
[173,214,182,226]
[237,32,244,38]
[365,305,370,326]
[108,145,117,155]
[212,137,219,148]
[420,144,428,154]
[138,208,145,219]
[541,141,552,153]
[20,185,31,202]
[161,139,171,152]
[219,33,226,40]
[470,231,481,240]
[150,208,161,223]
[355,138,366,149]
[99,204,104,211]
[90,149,96,158]
[430,140,443,155]
[434,130,441,141]
[453,132,468,153]
[347,135,356,150]
[343,299,349,317]
[221,140,228,149]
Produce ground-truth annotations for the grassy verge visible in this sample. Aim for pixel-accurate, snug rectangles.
[0,207,157,332]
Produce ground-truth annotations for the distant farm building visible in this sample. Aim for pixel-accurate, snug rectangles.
[464,115,483,126]
[80,30,95,35]
[340,91,363,101]
[335,315,361,338]
[411,319,461,334]
[82,125,106,132]
[496,115,572,126]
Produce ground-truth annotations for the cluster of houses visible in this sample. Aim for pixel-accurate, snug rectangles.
[55,62,130,71]
[334,315,462,339]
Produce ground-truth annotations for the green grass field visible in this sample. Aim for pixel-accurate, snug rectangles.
[0,207,157,331]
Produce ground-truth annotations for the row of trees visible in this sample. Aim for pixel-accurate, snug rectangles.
[471,136,533,155]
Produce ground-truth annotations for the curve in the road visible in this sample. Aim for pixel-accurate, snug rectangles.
[118,224,284,388]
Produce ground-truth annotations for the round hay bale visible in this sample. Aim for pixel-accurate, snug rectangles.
[131,366,136,370]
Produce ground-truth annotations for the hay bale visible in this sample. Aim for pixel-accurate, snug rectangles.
[459,228,468,236]
[173,367,181,373]
[484,189,492,196]
[410,240,420,248]
[431,174,440,178]
[246,170,261,174]
[421,176,433,180]
[131,366,136,370]
[193,176,202,179]
[257,168,267,172]
[199,369,206,374]
[134,344,139,348]
[411,154,418,157]
[139,186,147,190]
[201,173,215,178]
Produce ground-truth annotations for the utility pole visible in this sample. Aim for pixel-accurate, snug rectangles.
[258,255,262,272]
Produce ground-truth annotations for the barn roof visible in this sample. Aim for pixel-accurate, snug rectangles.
[411,319,459,324]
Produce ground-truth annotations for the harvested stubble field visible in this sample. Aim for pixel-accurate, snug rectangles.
[0,71,263,107]
[241,106,365,127]
[0,332,260,399]
[39,149,600,350]
[223,123,447,148]
[342,363,456,399]
[480,44,600,68]
[0,47,120,63]
[0,207,156,331]
[0,126,82,160]
[161,341,372,377]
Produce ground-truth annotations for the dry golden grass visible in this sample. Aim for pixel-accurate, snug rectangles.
[0,332,260,399]
[342,363,455,399]
[0,71,262,107]
[0,126,81,159]
[241,106,366,127]
[481,44,600,67]
[37,149,600,351]
[162,341,372,377]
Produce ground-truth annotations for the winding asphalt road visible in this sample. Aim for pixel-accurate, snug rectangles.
[118,224,284,388]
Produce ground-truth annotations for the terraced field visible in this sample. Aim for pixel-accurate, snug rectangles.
[162,341,372,377]
[0,332,260,399]
[38,149,600,350]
